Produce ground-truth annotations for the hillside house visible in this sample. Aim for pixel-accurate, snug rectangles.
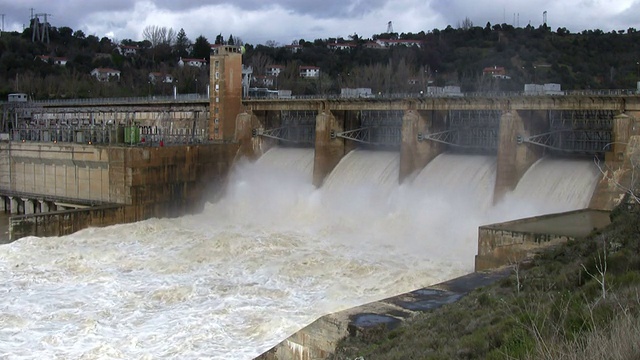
[118,45,140,56]
[35,55,68,66]
[363,42,384,49]
[252,75,274,88]
[299,66,320,78]
[266,65,285,77]
[178,57,207,68]
[285,44,302,53]
[483,66,511,79]
[90,68,121,82]
[148,72,174,84]
[375,39,423,48]
[328,42,356,51]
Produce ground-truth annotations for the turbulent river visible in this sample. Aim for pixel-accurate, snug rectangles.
[0,149,599,359]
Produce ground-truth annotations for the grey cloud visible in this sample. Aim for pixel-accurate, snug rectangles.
[151,0,390,18]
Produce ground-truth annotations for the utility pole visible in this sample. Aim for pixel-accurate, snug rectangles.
[0,14,5,37]
[31,12,52,43]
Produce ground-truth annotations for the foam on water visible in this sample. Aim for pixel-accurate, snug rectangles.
[0,148,601,359]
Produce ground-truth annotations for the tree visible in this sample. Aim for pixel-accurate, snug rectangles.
[227,34,235,45]
[248,51,273,76]
[142,25,176,48]
[175,28,191,58]
[458,17,473,30]
[215,33,224,45]
[191,35,210,60]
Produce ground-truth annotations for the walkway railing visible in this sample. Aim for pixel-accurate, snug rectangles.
[1,89,637,107]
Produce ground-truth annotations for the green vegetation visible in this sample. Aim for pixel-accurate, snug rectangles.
[1,21,640,100]
[330,200,640,359]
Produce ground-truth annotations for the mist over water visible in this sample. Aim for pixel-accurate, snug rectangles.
[0,148,599,359]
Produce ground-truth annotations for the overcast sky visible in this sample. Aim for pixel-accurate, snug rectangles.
[0,0,637,45]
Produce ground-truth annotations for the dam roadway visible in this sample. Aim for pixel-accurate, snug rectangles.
[21,92,640,111]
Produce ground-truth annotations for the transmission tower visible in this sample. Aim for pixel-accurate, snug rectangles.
[387,21,393,33]
[31,12,52,43]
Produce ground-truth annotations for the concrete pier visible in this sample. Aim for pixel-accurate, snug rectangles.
[9,197,18,214]
[400,109,446,182]
[313,110,345,187]
[39,200,50,213]
[22,198,34,214]
[589,115,640,210]
[494,110,546,203]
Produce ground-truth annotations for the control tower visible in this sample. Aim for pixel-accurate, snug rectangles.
[210,45,243,141]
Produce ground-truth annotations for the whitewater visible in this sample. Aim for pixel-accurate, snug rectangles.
[0,148,599,359]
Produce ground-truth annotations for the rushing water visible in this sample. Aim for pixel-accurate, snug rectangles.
[0,149,599,359]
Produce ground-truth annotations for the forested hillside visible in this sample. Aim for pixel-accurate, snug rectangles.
[1,21,639,100]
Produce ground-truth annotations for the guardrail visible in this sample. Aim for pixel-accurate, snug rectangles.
[0,89,637,107]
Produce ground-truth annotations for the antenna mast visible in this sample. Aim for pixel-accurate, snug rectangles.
[543,11,547,26]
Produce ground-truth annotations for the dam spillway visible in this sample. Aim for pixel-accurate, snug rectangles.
[0,147,603,359]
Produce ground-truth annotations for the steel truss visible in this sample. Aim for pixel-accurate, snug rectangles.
[522,130,612,153]
[419,110,500,151]
[258,110,316,144]
[522,110,614,154]
[339,110,401,146]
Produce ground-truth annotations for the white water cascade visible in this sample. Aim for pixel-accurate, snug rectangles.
[499,157,600,215]
[0,148,600,359]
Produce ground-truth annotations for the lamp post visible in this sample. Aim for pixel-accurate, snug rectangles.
[195,77,198,96]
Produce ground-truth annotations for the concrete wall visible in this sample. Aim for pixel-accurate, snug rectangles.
[4,141,238,239]
[475,209,611,271]
[120,143,237,220]
[475,227,572,271]
[10,205,126,240]
[256,270,509,360]
[0,142,113,203]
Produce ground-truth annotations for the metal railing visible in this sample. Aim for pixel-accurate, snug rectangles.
[1,89,637,107]
[9,125,209,146]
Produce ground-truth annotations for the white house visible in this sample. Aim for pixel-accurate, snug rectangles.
[178,57,207,68]
[252,75,274,88]
[118,45,139,56]
[35,55,68,66]
[148,72,174,84]
[327,42,356,51]
[374,39,423,48]
[90,68,121,82]
[285,44,302,53]
[299,65,320,78]
[266,65,285,77]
